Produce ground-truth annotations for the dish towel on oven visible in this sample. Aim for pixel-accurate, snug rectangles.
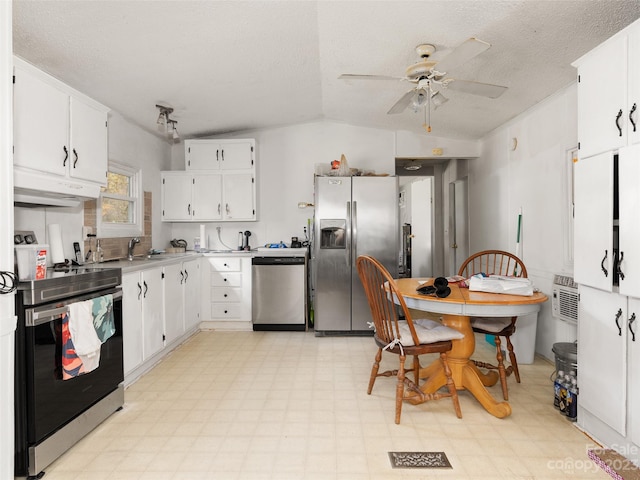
[67,294,115,375]
[61,312,86,379]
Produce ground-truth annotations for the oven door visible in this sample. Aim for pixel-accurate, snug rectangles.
[15,287,123,467]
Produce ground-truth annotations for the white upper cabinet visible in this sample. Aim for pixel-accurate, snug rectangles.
[574,27,640,158]
[161,172,223,221]
[185,139,255,170]
[13,57,109,186]
[162,138,257,222]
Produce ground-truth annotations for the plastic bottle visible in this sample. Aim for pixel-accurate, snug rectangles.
[553,370,565,410]
[96,239,104,263]
[566,378,578,421]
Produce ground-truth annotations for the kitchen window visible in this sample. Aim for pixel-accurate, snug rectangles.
[97,162,142,237]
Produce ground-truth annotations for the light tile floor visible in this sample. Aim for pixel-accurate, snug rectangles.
[40,331,609,479]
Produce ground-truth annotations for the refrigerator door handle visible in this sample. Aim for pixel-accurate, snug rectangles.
[352,200,357,264]
[346,201,352,266]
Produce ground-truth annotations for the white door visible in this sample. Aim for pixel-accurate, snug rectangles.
[121,272,143,375]
[161,172,192,221]
[223,173,255,220]
[220,141,254,170]
[578,285,627,435]
[192,173,222,220]
[69,96,108,184]
[619,144,640,297]
[628,297,640,447]
[13,66,69,176]
[449,177,469,274]
[573,151,614,291]
[183,259,201,331]
[186,141,221,170]
[410,178,433,277]
[142,267,164,360]
[577,34,628,158]
[163,263,185,345]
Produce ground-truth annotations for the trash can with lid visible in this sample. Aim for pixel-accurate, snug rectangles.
[552,342,578,375]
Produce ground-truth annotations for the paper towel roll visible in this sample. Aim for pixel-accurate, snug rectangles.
[47,223,65,264]
[200,224,206,250]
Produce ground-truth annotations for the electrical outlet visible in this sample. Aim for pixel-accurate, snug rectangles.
[82,226,92,238]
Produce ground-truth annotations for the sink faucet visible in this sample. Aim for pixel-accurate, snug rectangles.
[127,237,140,261]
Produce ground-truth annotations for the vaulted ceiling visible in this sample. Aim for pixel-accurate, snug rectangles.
[12,1,640,143]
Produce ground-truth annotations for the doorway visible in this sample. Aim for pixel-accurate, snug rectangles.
[449,177,469,273]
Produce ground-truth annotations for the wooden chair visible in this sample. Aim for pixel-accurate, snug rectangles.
[356,255,463,424]
[457,249,528,401]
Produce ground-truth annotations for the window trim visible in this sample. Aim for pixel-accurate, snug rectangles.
[97,161,143,238]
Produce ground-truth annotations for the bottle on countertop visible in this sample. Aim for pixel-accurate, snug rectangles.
[96,239,104,263]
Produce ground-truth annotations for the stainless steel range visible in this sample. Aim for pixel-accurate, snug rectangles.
[14,263,124,478]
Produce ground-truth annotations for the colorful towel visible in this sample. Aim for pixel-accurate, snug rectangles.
[61,312,86,379]
[65,294,115,377]
[92,294,115,342]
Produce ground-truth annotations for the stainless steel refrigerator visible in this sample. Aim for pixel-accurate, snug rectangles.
[313,175,399,334]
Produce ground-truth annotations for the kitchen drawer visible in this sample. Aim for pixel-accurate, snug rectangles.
[212,287,242,303]
[211,271,242,287]
[208,257,241,271]
[212,303,241,318]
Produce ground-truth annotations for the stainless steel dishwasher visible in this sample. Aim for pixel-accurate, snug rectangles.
[252,256,307,331]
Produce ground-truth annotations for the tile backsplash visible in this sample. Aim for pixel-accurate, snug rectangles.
[83,191,152,261]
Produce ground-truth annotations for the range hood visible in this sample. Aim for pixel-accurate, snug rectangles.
[14,167,100,208]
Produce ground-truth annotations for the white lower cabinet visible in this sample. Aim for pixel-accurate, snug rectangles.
[208,256,251,323]
[163,259,202,346]
[122,267,164,376]
[122,259,201,384]
[578,285,640,463]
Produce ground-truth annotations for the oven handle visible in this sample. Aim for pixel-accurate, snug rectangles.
[25,289,123,327]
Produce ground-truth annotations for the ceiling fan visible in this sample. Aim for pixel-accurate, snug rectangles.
[339,38,508,131]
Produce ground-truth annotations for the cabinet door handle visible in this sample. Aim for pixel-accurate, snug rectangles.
[184,269,189,282]
[218,203,221,215]
[188,203,191,215]
[601,250,608,277]
[616,109,623,137]
[223,277,227,282]
[137,282,142,300]
[629,313,636,342]
[226,203,230,215]
[216,149,219,163]
[73,148,78,168]
[617,251,625,281]
[143,280,148,298]
[221,149,225,162]
[223,293,228,298]
[180,271,184,284]
[630,103,637,132]
[63,146,69,166]
[615,308,622,336]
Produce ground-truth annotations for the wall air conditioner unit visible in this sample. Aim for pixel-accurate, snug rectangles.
[551,274,579,324]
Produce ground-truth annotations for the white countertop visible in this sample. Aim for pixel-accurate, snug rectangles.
[90,248,309,273]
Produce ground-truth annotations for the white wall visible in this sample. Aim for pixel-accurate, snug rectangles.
[1,3,14,477]
[470,83,579,360]
[14,111,173,258]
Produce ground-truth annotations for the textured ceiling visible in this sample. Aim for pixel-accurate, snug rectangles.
[12,1,640,143]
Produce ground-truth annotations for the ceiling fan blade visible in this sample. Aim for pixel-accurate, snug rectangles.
[433,38,491,74]
[339,73,405,81]
[387,89,417,114]
[445,79,507,98]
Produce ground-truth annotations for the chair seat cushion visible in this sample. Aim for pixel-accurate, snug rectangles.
[398,319,464,347]
[470,317,512,333]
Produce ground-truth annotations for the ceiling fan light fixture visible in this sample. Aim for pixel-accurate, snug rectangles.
[431,91,449,109]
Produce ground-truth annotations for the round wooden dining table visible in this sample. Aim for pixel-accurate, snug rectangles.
[394,278,548,418]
